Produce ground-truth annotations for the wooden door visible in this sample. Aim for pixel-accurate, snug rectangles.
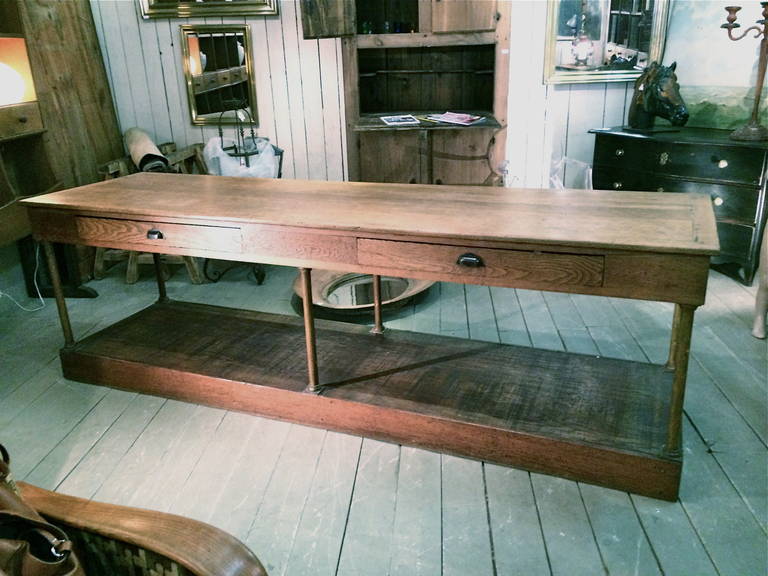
[432,0,497,33]
[431,129,496,185]
[300,0,356,38]
[359,131,424,183]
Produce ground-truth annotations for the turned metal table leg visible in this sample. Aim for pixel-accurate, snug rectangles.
[665,303,696,457]
[300,268,320,393]
[152,253,169,302]
[371,274,385,334]
[42,241,75,347]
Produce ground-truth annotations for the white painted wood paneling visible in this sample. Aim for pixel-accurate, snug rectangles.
[505,1,630,190]
[89,0,348,181]
[90,1,628,188]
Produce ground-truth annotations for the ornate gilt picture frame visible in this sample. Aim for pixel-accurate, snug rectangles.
[180,24,258,126]
[140,0,278,19]
[544,0,670,84]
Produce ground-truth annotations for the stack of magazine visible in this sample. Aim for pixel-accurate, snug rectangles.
[379,112,486,126]
[423,112,486,125]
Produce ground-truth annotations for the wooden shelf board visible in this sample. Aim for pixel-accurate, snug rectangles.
[60,300,681,499]
[356,32,495,49]
[359,69,494,76]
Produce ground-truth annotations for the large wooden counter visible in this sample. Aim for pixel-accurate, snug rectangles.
[22,173,719,500]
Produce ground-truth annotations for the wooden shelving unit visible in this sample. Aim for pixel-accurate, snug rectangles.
[300,0,509,185]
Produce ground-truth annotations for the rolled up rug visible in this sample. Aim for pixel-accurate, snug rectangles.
[124,127,170,173]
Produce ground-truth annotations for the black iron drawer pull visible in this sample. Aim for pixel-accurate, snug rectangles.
[457,253,484,267]
[147,228,164,240]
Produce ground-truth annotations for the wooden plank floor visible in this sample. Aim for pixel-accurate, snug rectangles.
[1,259,766,576]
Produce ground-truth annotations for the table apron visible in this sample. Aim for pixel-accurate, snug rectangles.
[28,208,710,305]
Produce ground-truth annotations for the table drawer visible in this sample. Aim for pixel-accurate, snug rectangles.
[76,217,242,253]
[0,101,44,141]
[357,239,604,289]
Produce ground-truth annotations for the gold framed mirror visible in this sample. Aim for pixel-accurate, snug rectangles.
[180,25,258,126]
[141,0,278,18]
[544,0,670,84]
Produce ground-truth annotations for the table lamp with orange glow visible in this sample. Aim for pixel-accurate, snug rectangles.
[0,36,36,107]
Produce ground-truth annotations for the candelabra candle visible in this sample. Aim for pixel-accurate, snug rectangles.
[721,2,768,140]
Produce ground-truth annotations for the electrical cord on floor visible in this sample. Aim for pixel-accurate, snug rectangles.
[0,243,45,312]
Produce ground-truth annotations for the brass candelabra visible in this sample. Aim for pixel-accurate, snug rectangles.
[721,2,768,140]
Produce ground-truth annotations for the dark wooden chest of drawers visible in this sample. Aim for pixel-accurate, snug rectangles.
[591,127,767,284]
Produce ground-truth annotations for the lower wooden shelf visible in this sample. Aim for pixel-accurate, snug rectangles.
[61,300,681,500]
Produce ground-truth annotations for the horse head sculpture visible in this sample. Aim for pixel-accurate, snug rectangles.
[628,62,689,130]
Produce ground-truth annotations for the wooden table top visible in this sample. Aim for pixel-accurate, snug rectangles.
[22,172,719,255]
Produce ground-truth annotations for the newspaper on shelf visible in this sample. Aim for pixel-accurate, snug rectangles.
[380,114,420,126]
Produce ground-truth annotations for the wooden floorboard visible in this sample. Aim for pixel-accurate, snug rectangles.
[282,431,361,576]
[1,263,765,575]
[388,447,442,576]
[532,474,606,576]
[583,304,721,575]
[484,465,550,576]
[441,456,494,576]
[203,417,293,541]
[335,439,399,576]
[243,425,327,576]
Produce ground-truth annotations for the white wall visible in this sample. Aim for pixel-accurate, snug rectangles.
[89,0,347,181]
[90,0,630,190]
[504,0,633,190]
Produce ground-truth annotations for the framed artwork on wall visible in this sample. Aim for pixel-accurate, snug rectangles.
[140,0,278,19]
[544,0,670,84]
[180,25,258,126]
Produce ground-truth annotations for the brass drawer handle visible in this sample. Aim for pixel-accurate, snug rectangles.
[615,148,625,157]
[457,253,484,267]
[147,228,164,240]
[712,195,724,206]
[612,182,623,190]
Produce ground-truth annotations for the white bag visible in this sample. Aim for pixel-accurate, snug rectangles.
[203,136,278,178]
